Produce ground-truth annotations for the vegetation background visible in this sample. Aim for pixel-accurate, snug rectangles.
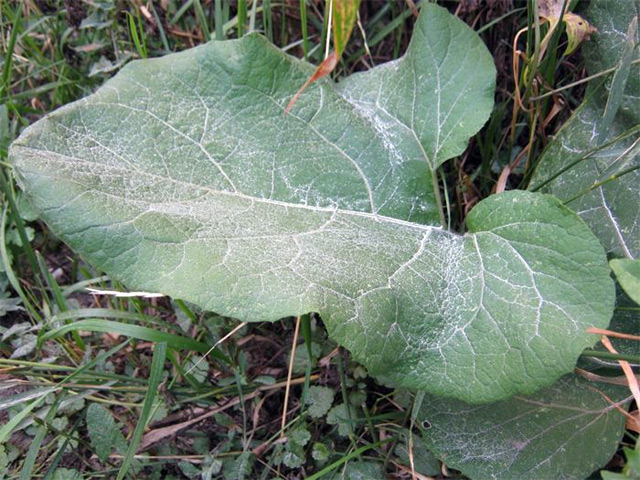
[0,0,634,478]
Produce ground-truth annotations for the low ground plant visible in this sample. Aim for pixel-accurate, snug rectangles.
[1,1,638,478]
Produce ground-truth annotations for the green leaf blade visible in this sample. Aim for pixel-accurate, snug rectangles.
[116,341,167,480]
[42,319,221,356]
[337,3,496,171]
[86,403,127,462]
[420,375,630,480]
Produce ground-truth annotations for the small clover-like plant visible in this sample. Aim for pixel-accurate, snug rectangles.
[9,3,615,406]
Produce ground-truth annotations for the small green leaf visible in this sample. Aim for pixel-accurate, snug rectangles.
[284,426,312,468]
[10,333,37,359]
[86,403,127,462]
[203,458,223,478]
[308,437,395,480]
[289,426,311,448]
[601,447,640,479]
[222,452,254,480]
[282,450,305,469]
[252,375,276,385]
[290,341,321,375]
[305,385,335,418]
[327,403,356,437]
[282,426,311,468]
[420,375,629,480]
[312,442,330,463]
[0,319,28,339]
[610,258,640,304]
[15,192,39,222]
[178,460,201,479]
[184,355,209,383]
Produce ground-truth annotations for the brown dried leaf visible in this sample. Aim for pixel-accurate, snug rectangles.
[538,0,596,55]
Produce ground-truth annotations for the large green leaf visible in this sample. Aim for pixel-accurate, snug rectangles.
[420,375,630,480]
[9,5,614,402]
[530,0,639,259]
[337,5,495,172]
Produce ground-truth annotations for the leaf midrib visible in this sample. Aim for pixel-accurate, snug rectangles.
[14,142,439,233]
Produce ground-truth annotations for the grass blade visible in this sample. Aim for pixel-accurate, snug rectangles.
[126,11,148,59]
[563,164,640,205]
[0,169,50,312]
[300,0,309,59]
[20,394,61,480]
[0,1,22,98]
[249,0,259,33]
[0,341,132,444]
[306,437,396,480]
[0,389,54,444]
[50,308,185,333]
[148,2,170,52]
[239,0,248,36]
[530,124,640,191]
[42,415,84,480]
[345,3,416,64]
[42,319,229,361]
[215,0,224,40]
[0,201,42,322]
[36,251,67,314]
[116,342,167,480]
[0,387,56,413]
[193,0,211,41]
[263,0,273,41]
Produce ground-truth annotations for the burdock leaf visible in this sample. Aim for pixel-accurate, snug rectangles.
[420,375,630,480]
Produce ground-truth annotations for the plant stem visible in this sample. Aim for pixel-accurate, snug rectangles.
[581,350,640,364]
[529,59,640,102]
[563,165,640,204]
[431,170,446,228]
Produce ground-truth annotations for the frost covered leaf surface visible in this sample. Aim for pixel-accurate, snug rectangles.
[530,0,639,259]
[420,375,630,480]
[337,3,495,171]
[9,5,614,402]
